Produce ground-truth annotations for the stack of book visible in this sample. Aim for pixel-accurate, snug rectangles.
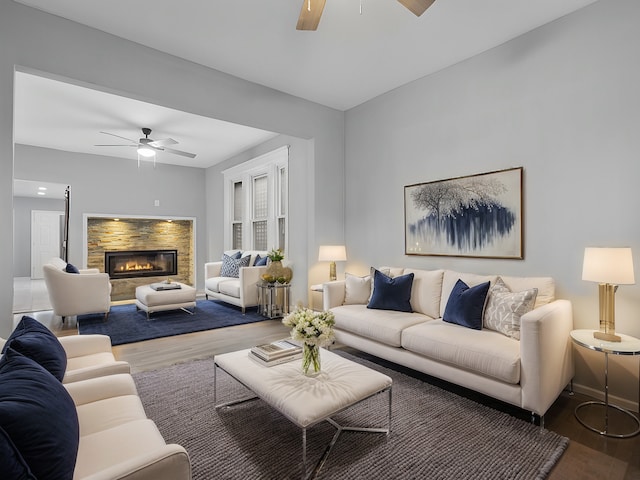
[249,339,302,366]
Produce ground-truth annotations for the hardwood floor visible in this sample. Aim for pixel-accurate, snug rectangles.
[15,294,640,480]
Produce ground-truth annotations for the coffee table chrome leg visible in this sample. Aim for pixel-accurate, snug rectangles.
[213,362,258,410]
[302,386,392,480]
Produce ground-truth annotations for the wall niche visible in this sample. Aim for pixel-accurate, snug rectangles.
[86,217,194,301]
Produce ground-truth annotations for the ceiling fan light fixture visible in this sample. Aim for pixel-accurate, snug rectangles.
[137,145,156,158]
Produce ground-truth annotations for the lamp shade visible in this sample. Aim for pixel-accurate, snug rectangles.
[318,245,347,262]
[582,247,635,284]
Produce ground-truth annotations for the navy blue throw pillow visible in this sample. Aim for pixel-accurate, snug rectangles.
[0,425,36,479]
[2,316,67,382]
[254,255,268,266]
[367,269,414,312]
[443,279,491,330]
[0,349,79,480]
[65,263,80,274]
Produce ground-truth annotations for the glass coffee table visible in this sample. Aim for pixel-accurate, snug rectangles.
[213,348,392,479]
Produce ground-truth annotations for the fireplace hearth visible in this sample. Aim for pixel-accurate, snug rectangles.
[105,250,177,279]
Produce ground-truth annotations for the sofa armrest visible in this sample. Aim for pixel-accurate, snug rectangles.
[81,443,191,480]
[63,362,131,384]
[520,299,574,416]
[323,281,346,310]
[65,373,138,406]
[59,334,113,358]
[239,266,267,305]
[204,261,222,280]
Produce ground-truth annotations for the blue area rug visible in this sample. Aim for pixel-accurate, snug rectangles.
[78,300,266,346]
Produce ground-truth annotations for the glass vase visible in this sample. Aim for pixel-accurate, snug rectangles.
[302,343,321,376]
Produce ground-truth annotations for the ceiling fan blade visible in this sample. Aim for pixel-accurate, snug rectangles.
[149,138,178,148]
[296,0,326,31]
[94,144,137,147]
[397,0,436,16]
[159,146,197,159]
[99,131,137,143]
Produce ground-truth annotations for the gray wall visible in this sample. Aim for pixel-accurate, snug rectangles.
[14,144,207,286]
[13,195,65,277]
[345,0,640,407]
[0,2,345,337]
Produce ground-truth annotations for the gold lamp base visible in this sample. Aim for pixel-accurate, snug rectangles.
[593,331,622,342]
[594,283,622,342]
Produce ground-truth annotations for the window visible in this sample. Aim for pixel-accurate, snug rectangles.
[224,146,288,253]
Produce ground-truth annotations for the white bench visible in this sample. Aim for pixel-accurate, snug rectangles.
[135,282,197,319]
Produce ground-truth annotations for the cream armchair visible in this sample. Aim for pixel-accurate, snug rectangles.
[43,258,112,322]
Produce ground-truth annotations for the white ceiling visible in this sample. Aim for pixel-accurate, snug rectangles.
[12,0,598,169]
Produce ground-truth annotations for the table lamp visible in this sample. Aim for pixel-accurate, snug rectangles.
[318,245,347,281]
[582,247,635,342]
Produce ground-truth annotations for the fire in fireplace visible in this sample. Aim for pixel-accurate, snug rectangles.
[105,250,178,279]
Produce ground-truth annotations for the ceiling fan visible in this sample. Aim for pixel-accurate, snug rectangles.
[96,127,196,159]
[297,0,436,31]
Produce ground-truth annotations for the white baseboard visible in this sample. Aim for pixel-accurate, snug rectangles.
[571,382,639,413]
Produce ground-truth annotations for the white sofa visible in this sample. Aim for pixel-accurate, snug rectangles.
[66,373,191,480]
[43,258,112,322]
[59,334,131,384]
[324,268,574,419]
[204,250,268,313]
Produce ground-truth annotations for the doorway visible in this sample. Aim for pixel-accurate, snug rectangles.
[31,210,64,279]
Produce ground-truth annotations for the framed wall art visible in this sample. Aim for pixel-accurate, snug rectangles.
[404,167,523,259]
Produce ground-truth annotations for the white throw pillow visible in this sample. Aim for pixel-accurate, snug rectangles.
[344,273,372,305]
[483,277,537,340]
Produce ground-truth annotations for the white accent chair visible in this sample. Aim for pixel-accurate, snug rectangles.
[43,258,112,323]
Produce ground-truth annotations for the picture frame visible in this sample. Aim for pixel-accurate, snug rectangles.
[404,167,523,259]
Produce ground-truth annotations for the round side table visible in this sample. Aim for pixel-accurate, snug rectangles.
[570,329,640,438]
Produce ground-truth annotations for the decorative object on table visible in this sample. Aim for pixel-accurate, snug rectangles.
[404,167,523,258]
[282,307,335,376]
[582,247,635,342]
[318,245,347,281]
[264,248,293,284]
[249,339,302,366]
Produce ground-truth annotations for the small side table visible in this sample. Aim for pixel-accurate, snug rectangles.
[570,329,640,438]
[257,282,291,319]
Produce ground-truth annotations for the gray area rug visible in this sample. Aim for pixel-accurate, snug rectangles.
[132,351,568,479]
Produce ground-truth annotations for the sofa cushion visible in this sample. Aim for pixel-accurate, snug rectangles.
[344,272,372,305]
[205,276,233,293]
[254,254,268,266]
[2,316,67,381]
[220,253,251,278]
[443,279,490,330]
[332,305,429,347]
[368,269,414,313]
[440,270,497,318]
[223,250,242,260]
[219,278,242,298]
[0,348,79,479]
[404,268,444,319]
[401,320,521,384]
[484,277,538,340]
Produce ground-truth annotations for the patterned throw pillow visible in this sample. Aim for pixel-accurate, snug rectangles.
[483,277,538,340]
[220,254,251,278]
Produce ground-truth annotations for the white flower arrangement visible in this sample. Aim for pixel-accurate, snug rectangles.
[282,307,335,347]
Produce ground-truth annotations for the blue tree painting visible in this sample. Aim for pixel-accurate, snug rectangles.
[405,168,522,258]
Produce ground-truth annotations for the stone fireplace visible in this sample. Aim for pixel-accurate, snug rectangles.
[87,217,194,301]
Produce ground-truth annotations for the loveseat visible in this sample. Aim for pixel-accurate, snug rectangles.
[204,250,268,312]
[324,268,574,419]
[0,317,191,479]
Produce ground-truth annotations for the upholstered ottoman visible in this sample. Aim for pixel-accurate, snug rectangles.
[135,282,197,319]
